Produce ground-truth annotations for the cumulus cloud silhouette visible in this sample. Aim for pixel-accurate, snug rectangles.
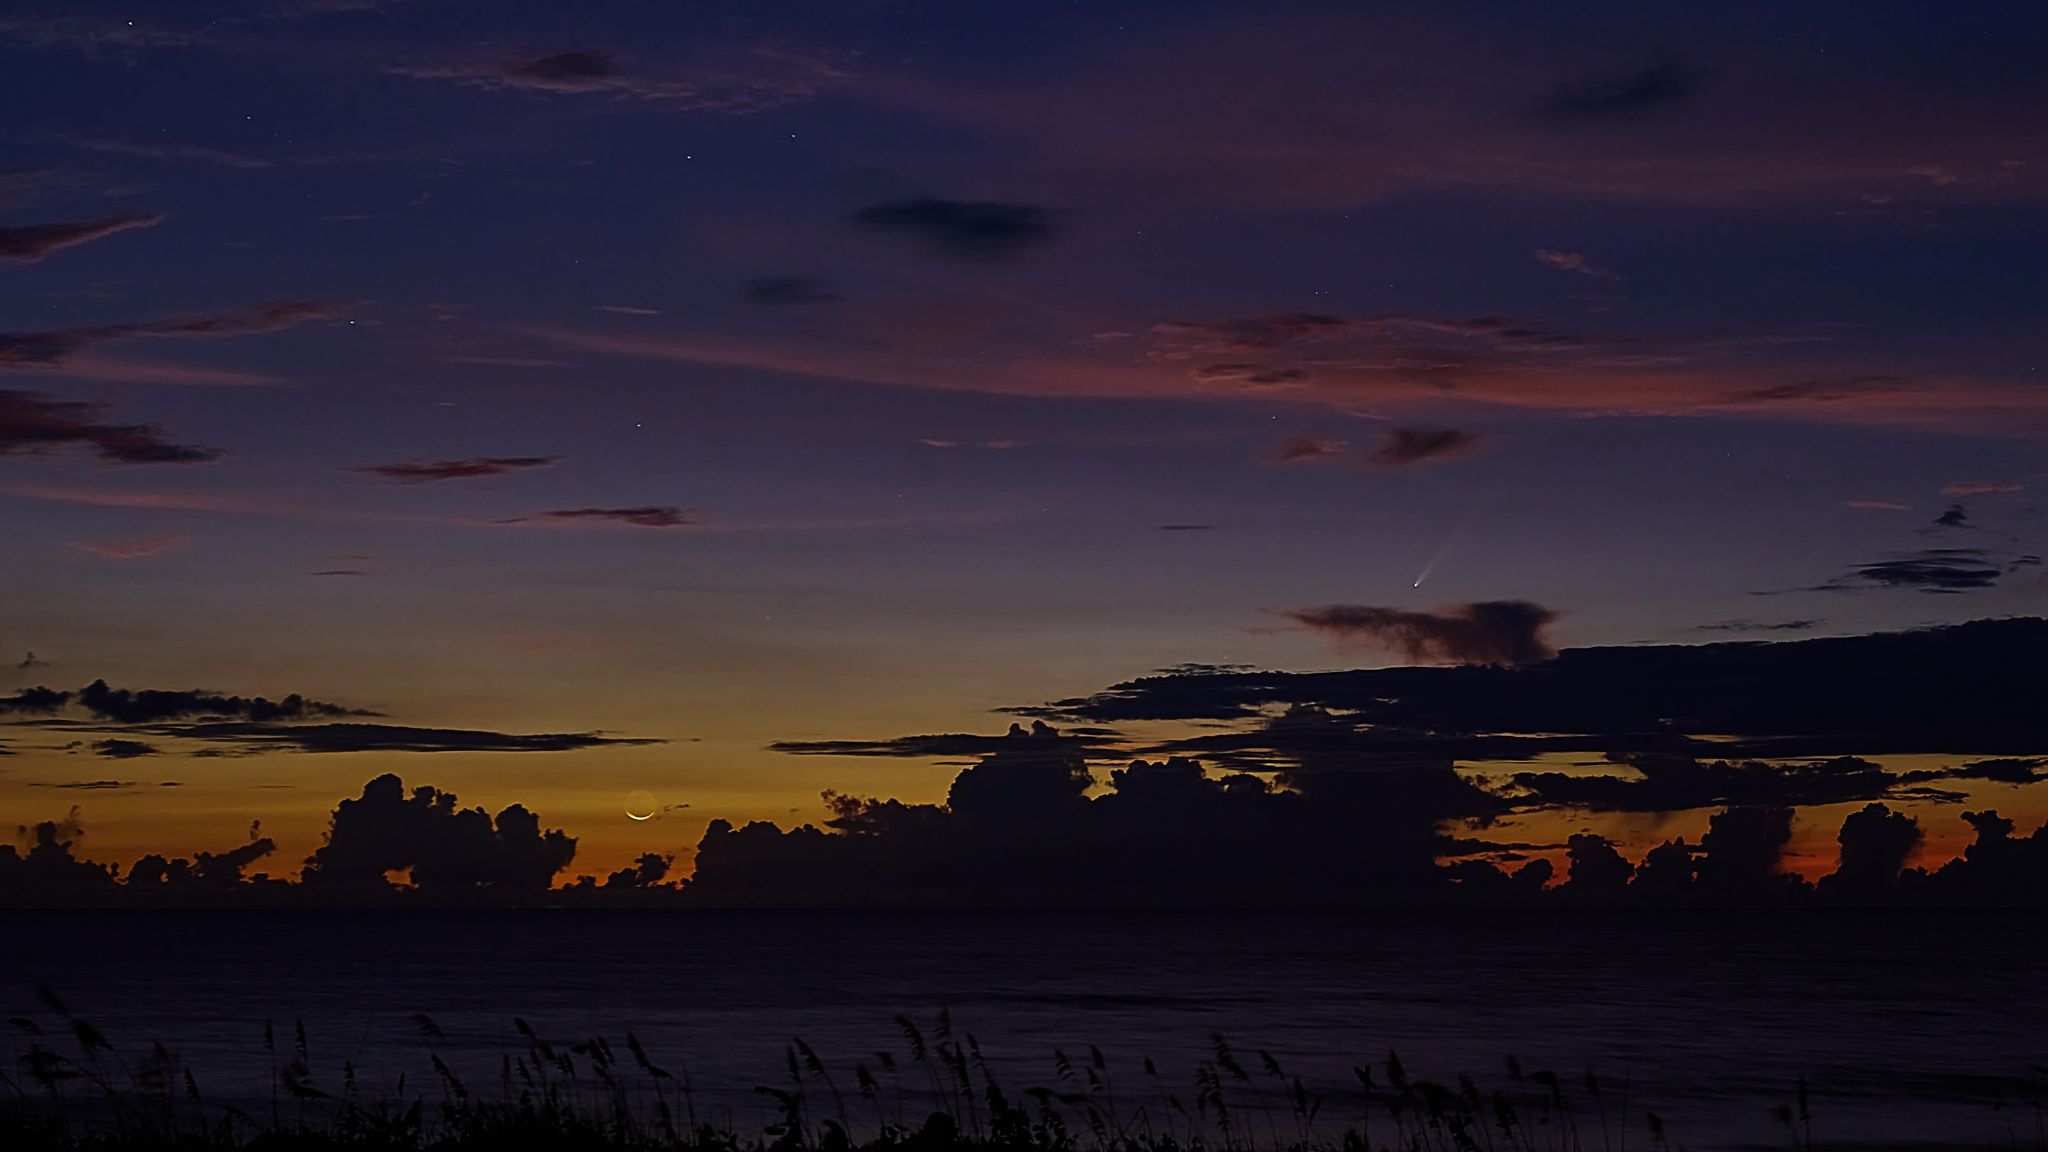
[1286,601,1558,664]
[300,773,576,896]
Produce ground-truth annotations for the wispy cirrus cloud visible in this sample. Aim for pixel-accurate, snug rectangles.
[742,275,844,305]
[69,138,274,170]
[1941,480,2024,497]
[0,390,219,464]
[355,456,564,482]
[0,213,163,263]
[1367,427,1485,468]
[70,533,188,559]
[1533,248,1622,281]
[0,12,200,55]
[528,303,2048,437]
[388,44,850,113]
[1,300,355,368]
[528,311,2048,436]
[918,437,1025,450]
[1267,436,1347,465]
[504,506,691,528]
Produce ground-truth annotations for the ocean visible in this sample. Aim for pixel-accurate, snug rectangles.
[3,909,2043,1150]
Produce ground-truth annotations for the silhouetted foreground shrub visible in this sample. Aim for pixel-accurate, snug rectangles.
[4,991,2043,1151]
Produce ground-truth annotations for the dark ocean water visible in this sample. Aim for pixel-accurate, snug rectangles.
[2,909,2044,1151]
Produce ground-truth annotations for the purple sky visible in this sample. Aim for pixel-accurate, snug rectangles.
[3,1,2044,883]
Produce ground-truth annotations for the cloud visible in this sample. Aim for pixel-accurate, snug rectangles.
[0,14,199,56]
[1267,436,1347,464]
[1897,756,2048,788]
[0,390,220,464]
[506,506,690,528]
[18,650,44,671]
[1532,249,1622,282]
[1191,363,1313,388]
[0,300,353,367]
[131,721,662,755]
[477,48,623,93]
[355,456,564,482]
[1367,427,1485,468]
[1017,617,2048,767]
[69,533,188,559]
[743,275,844,305]
[389,45,847,113]
[849,198,1056,259]
[874,11,2048,216]
[1148,312,1582,357]
[1942,481,2024,497]
[1540,58,1713,119]
[917,437,1025,449]
[90,739,160,759]
[74,678,370,724]
[770,723,1123,762]
[0,686,71,714]
[0,214,163,264]
[436,355,567,369]
[687,721,1499,907]
[0,168,90,211]
[1285,601,1559,665]
[300,773,576,895]
[1932,503,1970,529]
[1818,803,1923,901]
[594,304,661,316]
[1508,753,1902,814]
[1846,499,1913,511]
[1689,618,1820,634]
[1157,523,1215,532]
[525,314,2048,438]
[70,138,274,169]
[1816,548,2009,593]
[311,568,369,577]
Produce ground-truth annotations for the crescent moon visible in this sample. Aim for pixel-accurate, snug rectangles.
[624,789,659,822]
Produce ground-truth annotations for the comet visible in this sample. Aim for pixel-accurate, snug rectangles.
[1410,511,1476,589]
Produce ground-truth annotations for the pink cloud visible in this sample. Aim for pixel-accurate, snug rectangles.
[1940,480,2023,496]
[69,533,188,559]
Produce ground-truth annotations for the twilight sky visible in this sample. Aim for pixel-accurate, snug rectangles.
[3,0,2045,889]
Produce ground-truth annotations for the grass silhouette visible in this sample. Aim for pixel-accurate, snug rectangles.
[4,992,2044,1151]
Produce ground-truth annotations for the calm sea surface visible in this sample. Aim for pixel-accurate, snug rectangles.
[3,910,2043,1151]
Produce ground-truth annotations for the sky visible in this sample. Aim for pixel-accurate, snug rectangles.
[2,0,2045,896]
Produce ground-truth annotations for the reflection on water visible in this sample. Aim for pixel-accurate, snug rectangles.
[3,909,2043,1151]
